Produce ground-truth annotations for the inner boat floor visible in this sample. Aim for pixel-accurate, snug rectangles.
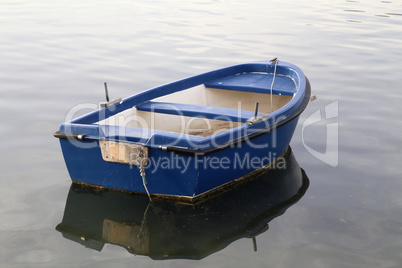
[98,85,293,137]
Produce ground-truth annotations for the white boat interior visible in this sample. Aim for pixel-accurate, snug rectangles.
[97,85,293,137]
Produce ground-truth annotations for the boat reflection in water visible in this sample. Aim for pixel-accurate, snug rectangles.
[56,147,309,260]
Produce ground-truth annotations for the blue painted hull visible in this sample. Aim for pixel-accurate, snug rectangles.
[60,116,299,198]
[56,60,311,200]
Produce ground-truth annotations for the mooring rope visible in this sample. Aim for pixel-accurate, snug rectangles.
[138,152,152,201]
[270,58,279,113]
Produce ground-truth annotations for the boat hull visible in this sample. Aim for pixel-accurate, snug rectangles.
[59,115,299,201]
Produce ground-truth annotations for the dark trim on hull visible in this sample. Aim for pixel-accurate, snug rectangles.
[54,131,86,140]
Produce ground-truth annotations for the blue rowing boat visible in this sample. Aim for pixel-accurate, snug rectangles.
[54,59,311,201]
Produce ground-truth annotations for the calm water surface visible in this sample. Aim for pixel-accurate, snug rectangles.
[1,0,402,267]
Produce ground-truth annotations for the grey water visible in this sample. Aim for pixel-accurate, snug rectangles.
[1,0,402,267]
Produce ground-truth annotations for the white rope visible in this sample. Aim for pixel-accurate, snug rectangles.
[138,151,152,201]
[270,58,279,113]
[140,164,152,201]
